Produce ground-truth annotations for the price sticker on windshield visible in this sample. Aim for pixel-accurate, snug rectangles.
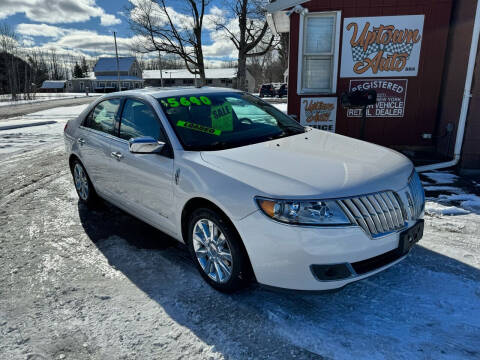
[162,96,211,108]
[211,102,233,132]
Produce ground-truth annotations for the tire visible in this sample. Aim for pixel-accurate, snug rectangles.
[187,208,249,292]
[71,159,99,207]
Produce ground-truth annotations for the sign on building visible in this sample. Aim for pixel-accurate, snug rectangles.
[347,79,408,118]
[340,15,424,78]
[300,97,337,132]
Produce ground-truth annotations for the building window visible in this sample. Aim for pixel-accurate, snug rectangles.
[299,11,341,94]
[80,82,84,91]
[207,79,213,85]
[183,79,194,85]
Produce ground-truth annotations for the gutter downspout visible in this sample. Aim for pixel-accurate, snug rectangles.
[417,0,480,172]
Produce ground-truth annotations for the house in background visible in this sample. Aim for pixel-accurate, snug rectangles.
[143,68,256,93]
[66,57,144,93]
[39,80,66,93]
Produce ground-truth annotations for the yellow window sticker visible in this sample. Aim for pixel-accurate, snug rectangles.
[211,102,233,131]
[177,120,221,136]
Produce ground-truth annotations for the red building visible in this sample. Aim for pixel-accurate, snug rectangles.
[267,0,480,174]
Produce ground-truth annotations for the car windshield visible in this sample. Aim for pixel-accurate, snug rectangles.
[157,92,305,151]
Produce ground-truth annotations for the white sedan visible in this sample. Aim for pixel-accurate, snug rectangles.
[64,87,425,292]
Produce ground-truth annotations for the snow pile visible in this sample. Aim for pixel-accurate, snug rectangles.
[425,202,470,216]
[422,171,459,184]
[438,193,480,213]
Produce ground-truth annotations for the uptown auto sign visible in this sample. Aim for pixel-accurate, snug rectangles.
[340,15,424,77]
[300,97,337,132]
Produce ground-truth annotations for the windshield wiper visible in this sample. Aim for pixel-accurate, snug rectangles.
[279,124,306,134]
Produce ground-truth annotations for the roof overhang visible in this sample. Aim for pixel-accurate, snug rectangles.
[265,0,309,13]
[266,0,309,35]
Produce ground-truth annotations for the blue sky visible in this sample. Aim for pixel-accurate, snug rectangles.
[0,0,236,65]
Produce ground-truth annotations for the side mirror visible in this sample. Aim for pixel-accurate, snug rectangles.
[129,136,165,154]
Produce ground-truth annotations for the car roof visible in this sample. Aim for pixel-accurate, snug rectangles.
[105,86,244,99]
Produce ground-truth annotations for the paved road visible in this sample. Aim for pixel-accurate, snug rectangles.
[0,96,97,120]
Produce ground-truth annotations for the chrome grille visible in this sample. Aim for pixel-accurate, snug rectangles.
[338,191,407,238]
[407,170,425,220]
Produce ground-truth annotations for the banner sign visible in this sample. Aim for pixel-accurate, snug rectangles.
[340,15,424,78]
[300,97,337,132]
[347,79,407,118]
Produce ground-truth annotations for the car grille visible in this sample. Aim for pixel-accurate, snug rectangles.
[337,191,407,238]
[406,171,425,220]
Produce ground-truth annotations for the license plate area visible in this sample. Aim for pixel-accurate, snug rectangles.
[399,220,424,254]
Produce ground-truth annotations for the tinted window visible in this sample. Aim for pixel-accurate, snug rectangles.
[157,92,305,151]
[85,98,120,134]
[119,99,163,141]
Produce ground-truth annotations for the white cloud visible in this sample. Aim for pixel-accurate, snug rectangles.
[0,0,121,27]
[100,13,122,26]
[17,24,67,39]
[13,2,245,65]
[16,23,136,59]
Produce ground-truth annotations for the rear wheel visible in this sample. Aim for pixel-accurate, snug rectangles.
[72,160,99,207]
[187,208,249,292]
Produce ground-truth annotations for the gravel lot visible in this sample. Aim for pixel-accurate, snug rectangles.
[0,105,479,360]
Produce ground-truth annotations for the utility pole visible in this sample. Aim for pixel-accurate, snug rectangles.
[114,31,121,92]
[158,50,163,87]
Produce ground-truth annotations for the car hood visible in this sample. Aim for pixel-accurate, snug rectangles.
[200,129,413,199]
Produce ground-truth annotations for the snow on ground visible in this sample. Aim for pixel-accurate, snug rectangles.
[272,102,288,113]
[0,108,479,359]
[0,93,99,107]
[0,104,88,158]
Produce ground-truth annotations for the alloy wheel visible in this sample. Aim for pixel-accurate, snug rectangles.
[192,219,233,283]
[73,163,89,201]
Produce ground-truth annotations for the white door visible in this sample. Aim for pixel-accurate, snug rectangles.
[108,98,176,232]
[77,98,121,196]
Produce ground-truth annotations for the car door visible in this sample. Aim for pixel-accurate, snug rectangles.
[108,97,176,233]
[77,98,121,197]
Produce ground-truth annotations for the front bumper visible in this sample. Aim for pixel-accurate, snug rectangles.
[236,210,420,291]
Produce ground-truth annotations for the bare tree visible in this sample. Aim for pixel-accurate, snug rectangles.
[0,23,20,100]
[129,0,209,85]
[215,0,275,91]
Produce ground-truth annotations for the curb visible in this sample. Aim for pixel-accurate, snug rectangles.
[0,121,57,131]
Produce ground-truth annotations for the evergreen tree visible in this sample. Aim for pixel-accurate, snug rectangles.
[80,57,89,76]
[73,62,83,78]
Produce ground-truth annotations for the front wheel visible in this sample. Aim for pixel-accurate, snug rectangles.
[187,208,249,292]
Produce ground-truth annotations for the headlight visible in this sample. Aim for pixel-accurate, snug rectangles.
[255,197,351,226]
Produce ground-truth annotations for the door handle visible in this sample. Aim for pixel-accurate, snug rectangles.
[78,138,86,145]
[111,151,123,160]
